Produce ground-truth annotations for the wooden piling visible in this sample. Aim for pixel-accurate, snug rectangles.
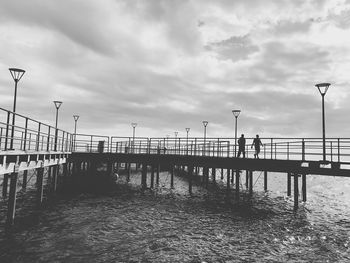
[151,165,155,189]
[245,170,249,189]
[221,168,224,180]
[212,168,216,183]
[249,171,253,197]
[141,163,147,190]
[127,163,131,182]
[204,167,209,188]
[294,173,299,209]
[264,171,268,192]
[2,173,9,198]
[37,168,44,204]
[170,165,174,189]
[188,165,193,194]
[231,169,234,184]
[52,166,58,192]
[6,172,18,225]
[156,164,160,186]
[287,173,291,196]
[235,170,240,201]
[302,174,307,202]
[22,170,28,189]
[226,169,230,191]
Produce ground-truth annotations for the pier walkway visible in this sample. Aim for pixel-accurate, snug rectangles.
[1,106,350,225]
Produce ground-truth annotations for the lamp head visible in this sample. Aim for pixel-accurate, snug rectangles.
[73,115,80,121]
[202,121,208,127]
[315,83,331,96]
[175,131,178,136]
[131,123,137,128]
[185,127,190,132]
[232,109,241,118]
[53,100,63,110]
[9,68,25,82]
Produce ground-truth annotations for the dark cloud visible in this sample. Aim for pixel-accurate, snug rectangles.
[205,35,259,62]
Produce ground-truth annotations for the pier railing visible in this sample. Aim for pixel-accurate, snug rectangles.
[1,106,350,163]
[0,107,73,152]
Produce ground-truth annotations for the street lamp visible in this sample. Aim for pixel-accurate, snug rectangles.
[202,121,208,155]
[174,131,178,154]
[131,123,137,153]
[53,101,63,151]
[232,110,241,157]
[185,128,190,155]
[315,83,331,162]
[9,67,25,150]
[73,115,79,151]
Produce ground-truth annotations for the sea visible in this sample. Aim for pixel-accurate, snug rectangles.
[0,167,349,262]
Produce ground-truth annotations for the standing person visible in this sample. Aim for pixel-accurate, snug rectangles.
[251,134,263,159]
[237,134,246,158]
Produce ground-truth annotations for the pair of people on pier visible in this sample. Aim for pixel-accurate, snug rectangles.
[237,134,263,159]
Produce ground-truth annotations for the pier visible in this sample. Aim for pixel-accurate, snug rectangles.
[1,106,350,226]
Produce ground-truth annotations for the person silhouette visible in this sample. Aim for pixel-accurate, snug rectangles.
[251,134,263,159]
[237,134,246,158]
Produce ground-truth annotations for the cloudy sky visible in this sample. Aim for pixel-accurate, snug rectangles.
[0,0,350,139]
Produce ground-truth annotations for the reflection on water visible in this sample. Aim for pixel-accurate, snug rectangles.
[0,170,350,262]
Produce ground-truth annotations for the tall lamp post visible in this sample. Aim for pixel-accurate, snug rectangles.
[232,110,241,157]
[174,131,178,154]
[315,83,331,162]
[73,115,79,151]
[9,68,25,150]
[185,128,190,155]
[202,121,208,156]
[131,123,137,153]
[53,101,63,151]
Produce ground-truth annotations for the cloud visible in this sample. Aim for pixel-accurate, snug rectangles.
[205,35,259,62]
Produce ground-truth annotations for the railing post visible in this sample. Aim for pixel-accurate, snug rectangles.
[0,127,2,150]
[36,122,41,151]
[90,136,93,152]
[23,118,28,151]
[287,142,289,160]
[61,131,65,152]
[20,132,24,150]
[227,141,230,157]
[47,126,51,151]
[274,143,277,159]
[270,138,273,159]
[302,139,305,161]
[337,138,340,162]
[330,141,333,162]
[5,111,11,151]
[194,138,197,156]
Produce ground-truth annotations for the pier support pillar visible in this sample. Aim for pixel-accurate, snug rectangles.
[63,163,68,176]
[6,172,18,225]
[2,174,9,198]
[188,166,193,194]
[221,168,224,180]
[226,169,230,191]
[22,170,28,189]
[141,163,147,190]
[151,165,155,189]
[204,167,209,188]
[302,174,307,202]
[246,170,249,189]
[264,171,268,192]
[249,171,253,197]
[294,173,299,210]
[127,163,131,182]
[287,173,291,196]
[212,168,216,183]
[36,168,44,204]
[231,169,234,184]
[235,170,240,201]
[52,166,58,192]
[156,164,160,186]
[170,165,174,189]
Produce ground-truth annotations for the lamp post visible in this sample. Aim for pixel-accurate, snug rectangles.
[315,83,331,162]
[185,128,190,155]
[53,101,63,151]
[202,121,208,155]
[73,115,79,151]
[131,123,137,153]
[174,131,178,154]
[9,68,25,150]
[232,110,241,157]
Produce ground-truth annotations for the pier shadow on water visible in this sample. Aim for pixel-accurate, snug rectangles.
[0,170,350,262]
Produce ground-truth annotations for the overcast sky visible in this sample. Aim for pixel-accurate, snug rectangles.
[0,0,350,139]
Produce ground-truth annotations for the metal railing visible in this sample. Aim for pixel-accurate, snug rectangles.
[1,106,350,163]
[0,107,73,152]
